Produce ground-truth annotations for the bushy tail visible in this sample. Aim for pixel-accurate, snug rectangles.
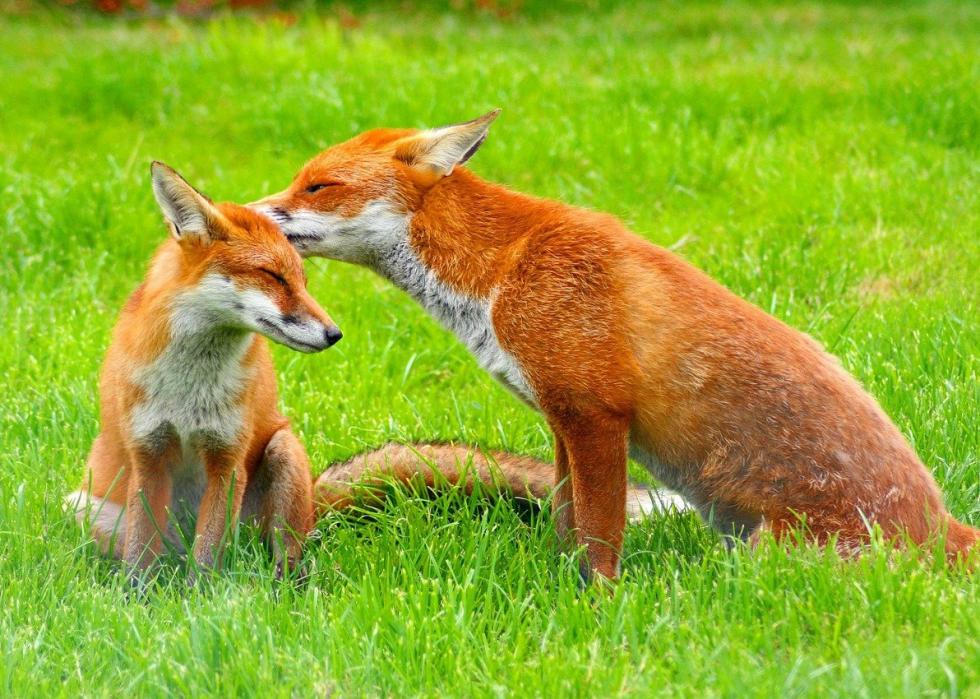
[313,442,691,520]
[64,490,126,557]
[945,518,980,562]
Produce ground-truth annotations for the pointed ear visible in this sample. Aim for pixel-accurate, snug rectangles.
[150,161,225,244]
[395,109,500,180]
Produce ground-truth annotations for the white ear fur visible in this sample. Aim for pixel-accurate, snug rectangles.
[150,161,221,243]
[399,109,500,177]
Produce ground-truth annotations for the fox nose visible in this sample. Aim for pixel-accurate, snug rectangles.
[323,325,343,347]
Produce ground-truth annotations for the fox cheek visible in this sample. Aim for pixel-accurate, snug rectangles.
[274,294,301,321]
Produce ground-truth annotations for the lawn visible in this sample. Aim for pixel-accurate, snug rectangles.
[1,1,978,696]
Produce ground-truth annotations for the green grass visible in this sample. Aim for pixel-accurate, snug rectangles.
[1,1,979,696]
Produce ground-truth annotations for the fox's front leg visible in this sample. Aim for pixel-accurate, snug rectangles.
[552,412,630,583]
[123,444,176,578]
[192,448,247,575]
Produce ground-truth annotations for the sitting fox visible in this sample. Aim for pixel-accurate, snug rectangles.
[254,110,979,580]
[68,162,342,581]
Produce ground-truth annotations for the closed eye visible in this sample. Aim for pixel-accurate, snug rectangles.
[305,182,341,194]
[259,268,288,287]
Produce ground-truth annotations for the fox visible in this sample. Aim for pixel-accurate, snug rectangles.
[67,162,343,582]
[253,110,979,580]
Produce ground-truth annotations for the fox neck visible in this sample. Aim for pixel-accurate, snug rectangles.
[134,245,256,373]
[129,316,255,451]
[364,171,540,405]
[122,247,261,451]
[167,289,254,363]
[373,169,540,300]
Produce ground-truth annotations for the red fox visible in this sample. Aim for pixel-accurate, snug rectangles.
[254,111,979,580]
[67,162,342,581]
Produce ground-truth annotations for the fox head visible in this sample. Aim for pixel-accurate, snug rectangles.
[151,161,342,352]
[251,110,500,263]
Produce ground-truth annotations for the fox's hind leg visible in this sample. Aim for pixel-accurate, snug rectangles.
[245,427,314,578]
[700,500,762,546]
[748,516,868,557]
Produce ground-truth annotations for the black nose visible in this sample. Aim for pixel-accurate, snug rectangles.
[323,326,343,347]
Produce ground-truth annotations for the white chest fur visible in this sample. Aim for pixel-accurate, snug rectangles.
[130,314,253,452]
[376,236,537,406]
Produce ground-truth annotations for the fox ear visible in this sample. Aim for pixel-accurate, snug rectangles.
[395,109,500,180]
[150,161,225,244]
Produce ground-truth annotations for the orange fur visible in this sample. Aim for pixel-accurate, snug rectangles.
[313,443,553,512]
[313,443,684,526]
[255,112,978,579]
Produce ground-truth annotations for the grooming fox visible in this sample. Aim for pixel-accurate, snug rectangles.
[68,162,342,580]
[254,110,978,580]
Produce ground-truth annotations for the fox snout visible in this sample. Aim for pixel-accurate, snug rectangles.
[251,201,292,226]
[269,313,342,353]
[311,321,343,350]
[249,201,334,258]
[277,292,342,353]
[245,284,341,354]
[323,324,343,346]
[249,198,292,226]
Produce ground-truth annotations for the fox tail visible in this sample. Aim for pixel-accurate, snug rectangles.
[313,442,691,520]
[945,517,980,561]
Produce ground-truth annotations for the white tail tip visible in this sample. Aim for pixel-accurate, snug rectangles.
[626,486,694,522]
